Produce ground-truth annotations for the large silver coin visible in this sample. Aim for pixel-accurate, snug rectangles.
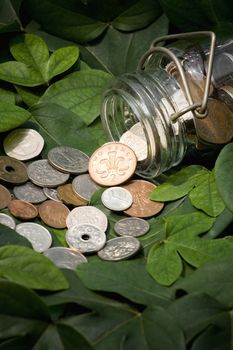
[48,146,89,174]
[101,187,133,211]
[15,222,52,252]
[120,129,147,162]
[66,205,108,231]
[43,247,87,270]
[0,213,16,230]
[97,236,140,261]
[3,128,44,161]
[13,181,47,204]
[114,217,150,237]
[66,223,106,253]
[43,187,62,202]
[72,174,100,201]
[27,159,69,187]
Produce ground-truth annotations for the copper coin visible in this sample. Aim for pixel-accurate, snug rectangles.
[39,200,70,229]
[57,184,88,206]
[0,184,12,209]
[88,142,137,186]
[0,156,28,184]
[122,180,164,218]
[8,199,38,220]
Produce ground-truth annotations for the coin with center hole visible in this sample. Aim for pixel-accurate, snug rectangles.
[66,223,106,253]
[16,222,52,252]
[0,184,12,209]
[72,174,101,201]
[44,247,87,269]
[101,187,133,211]
[13,181,47,204]
[97,236,140,261]
[39,200,70,229]
[66,206,108,231]
[0,213,16,229]
[114,217,150,237]
[8,199,38,220]
[0,156,28,184]
[48,146,89,174]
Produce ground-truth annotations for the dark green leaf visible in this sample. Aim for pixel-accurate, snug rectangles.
[0,101,31,132]
[0,245,69,290]
[0,0,21,33]
[0,87,15,104]
[203,207,233,239]
[14,85,41,107]
[215,143,233,213]
[0,223,32,247]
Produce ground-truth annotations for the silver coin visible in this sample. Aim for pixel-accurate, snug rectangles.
[15,222,52,252]
[97,236,140,261]
[0,213,16,230]
[43,247,87,270]
[43,187,62,202]
[66,223,106,253]
[27,159,69,187]
[66,205,108,231]
[72,174,100,201]
[101,187,133,211]
[13,181,47,203]
[120,129,147,161]
[48,146,89,174]
[114,217,150,237]
[3,128,44,161]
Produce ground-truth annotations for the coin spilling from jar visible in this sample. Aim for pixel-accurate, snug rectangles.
[0,127,164,269]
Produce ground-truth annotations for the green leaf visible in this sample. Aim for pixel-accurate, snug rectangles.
[0,101,31,132]
[203,207,233,239]
[0,223,32,247]
[215,143,233,213]
[47,46,79,80]
[0,61,45,86]
[0,245,69,290]
[150,165,208,202]
[14,85,41,107]
[0,0,21,33]
[189,171,225,217]
[39,70,112,125]
[0,87,15,104]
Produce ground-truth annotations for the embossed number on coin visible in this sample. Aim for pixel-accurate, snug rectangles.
[114,217,150,237]
[97,236,140,261]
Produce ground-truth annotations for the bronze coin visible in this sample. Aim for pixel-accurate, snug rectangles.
[122,180,164,218]
[88,142,137,186]
[8,199,38,220]
[57,184,88,206]
[0,156,28,184]
[0,184,12,209]
[39,200,70,229]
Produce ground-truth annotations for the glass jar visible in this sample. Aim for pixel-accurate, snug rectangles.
[101,31,233,178]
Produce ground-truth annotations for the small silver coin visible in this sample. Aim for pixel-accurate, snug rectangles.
[97,236,140,261]
[0,213,16,230]
[48,146,89,174]
[72,174,100,201]
[101,187,133,211]
[15,222,52,252]
[27,159,69,187]
[43,247,87,270]
[66,223,106,253]
[114,217,150,237]
[13,181,47,204]
[43,187,62,202]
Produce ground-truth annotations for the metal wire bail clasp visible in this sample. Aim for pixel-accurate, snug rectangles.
[137,31,216,122]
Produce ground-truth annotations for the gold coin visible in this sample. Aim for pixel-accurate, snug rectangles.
[122,180,164,218]
[88,142,137,186]
[0,184,12,209]
[0,156,28,184]
[57,184,88,206]
[39,200,70,229]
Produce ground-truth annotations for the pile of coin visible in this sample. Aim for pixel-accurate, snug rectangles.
[0,128,164,270]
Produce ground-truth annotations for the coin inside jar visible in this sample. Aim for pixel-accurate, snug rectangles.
[0,184,12,209]
[0,156,28,184]
[8,199,38,220]
[39,200,70,229]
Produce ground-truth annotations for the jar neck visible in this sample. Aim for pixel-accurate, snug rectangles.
[101,68,197,178]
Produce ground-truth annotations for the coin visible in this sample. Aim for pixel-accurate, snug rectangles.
[66,206,108,231]
[120,130,147,161]
[72,173,101,201]
[39,200,70,229]
[8,199,38,220]
[114,217,150,237]
[57,184,88,206]
[0,156,28,184]
[88,142,137,186]
[48,146,89,174]
[27,159,69,187]
[15,222,52,252]
[0,213,16,229]
[97,236,140,261]
[43,187,62,202]
[3,128,44,160]
[0,184,12,209]
[122,180,164,218]
[101,187,133,211]
[218,86,233,112]
[43,247,87,269]
[66,223,106,253]
[13,181,47,204]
